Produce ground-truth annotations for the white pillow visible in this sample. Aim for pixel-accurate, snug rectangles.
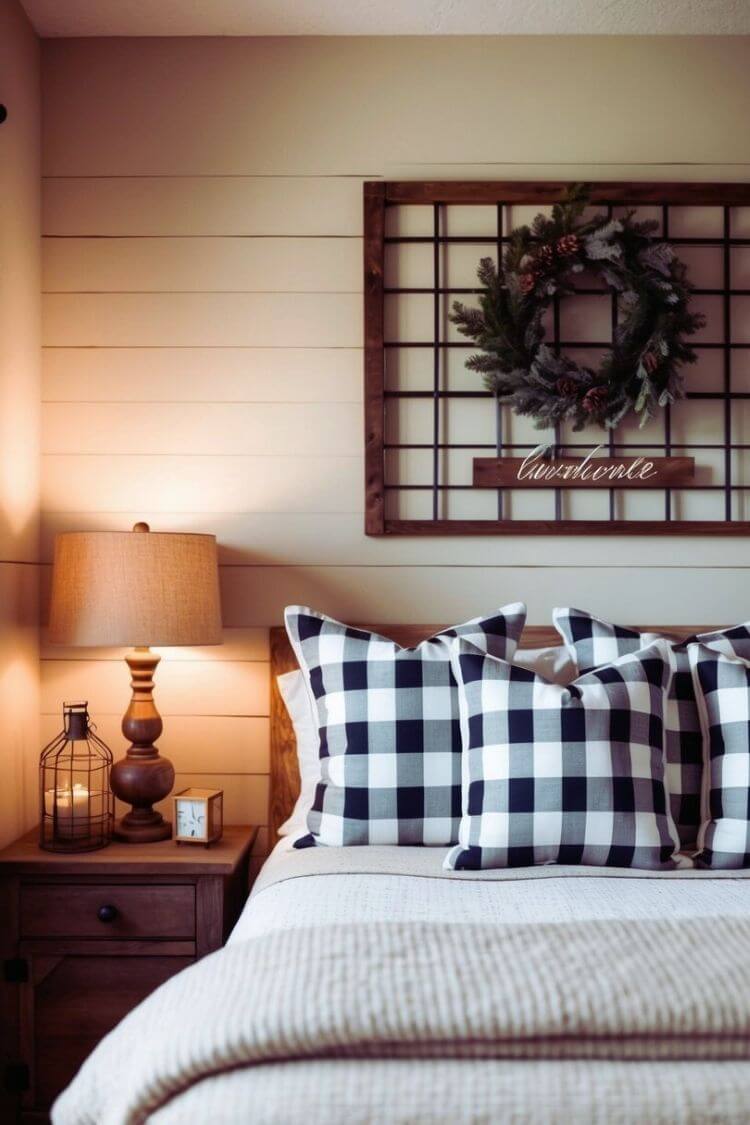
[276,670,320,837]
[513,645,576,685]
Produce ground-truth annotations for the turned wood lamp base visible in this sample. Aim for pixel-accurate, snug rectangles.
[110,646,175,844]
[114,811,172,844]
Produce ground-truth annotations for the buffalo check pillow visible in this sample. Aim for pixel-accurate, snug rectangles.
[285,604,527,847]
[444,639,680,871]
[688,644,750,869]
[553,607,750,849]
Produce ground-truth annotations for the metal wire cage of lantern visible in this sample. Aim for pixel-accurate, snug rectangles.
[40,701,114,852]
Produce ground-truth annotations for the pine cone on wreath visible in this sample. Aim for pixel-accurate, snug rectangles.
[556,233,580,257]
[555,376,579,398]
[536,243,555,270]
[582,385,608,414]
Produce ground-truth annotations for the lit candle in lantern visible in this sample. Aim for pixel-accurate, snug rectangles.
[45,783,94,839]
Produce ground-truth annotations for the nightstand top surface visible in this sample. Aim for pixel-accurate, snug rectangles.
[0,823,258,875]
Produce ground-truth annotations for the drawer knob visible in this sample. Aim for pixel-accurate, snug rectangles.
[97,903,118,924]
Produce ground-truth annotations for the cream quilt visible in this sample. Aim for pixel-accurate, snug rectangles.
[53,913,750,1125]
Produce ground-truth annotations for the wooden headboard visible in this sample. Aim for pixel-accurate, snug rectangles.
[269,623,717,841]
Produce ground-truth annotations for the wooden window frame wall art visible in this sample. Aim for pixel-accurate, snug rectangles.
[363,180,750,536]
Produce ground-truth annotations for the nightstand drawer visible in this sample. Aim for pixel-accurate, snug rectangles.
[20,883,195,939]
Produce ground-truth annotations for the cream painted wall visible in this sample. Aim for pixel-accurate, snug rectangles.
[39,36,750,865]
[0,0,41,850]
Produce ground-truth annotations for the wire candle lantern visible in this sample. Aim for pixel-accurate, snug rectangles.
[40,702,114,852]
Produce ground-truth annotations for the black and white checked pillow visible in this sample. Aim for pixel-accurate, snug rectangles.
[553,607,750,849]
[285,604,527,847]
[688,643,750,869]
[445,639,680,871]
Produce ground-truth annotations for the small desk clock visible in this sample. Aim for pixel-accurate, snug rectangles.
[173,787,224,846]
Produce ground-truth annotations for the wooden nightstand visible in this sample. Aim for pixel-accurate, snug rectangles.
[0,824,257,1123]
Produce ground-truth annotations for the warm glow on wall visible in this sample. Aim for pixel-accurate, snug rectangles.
[0,372,40,540]
[0,647,40,846]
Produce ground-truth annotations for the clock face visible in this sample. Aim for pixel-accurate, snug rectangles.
[176,799,206,839]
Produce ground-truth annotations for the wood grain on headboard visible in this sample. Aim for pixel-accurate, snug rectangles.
[269,623,718,842]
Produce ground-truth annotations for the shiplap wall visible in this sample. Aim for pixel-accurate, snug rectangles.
[0,0,40,851]
[40,36,750,868]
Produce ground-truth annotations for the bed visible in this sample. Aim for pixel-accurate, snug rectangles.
[53,624,750,1125]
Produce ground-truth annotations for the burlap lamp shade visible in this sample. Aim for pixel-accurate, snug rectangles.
[49,528,222,648]
[48,523,223,843]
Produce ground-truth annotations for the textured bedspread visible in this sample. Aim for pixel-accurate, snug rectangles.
[54,914,750,1125]
[230,837,750,944]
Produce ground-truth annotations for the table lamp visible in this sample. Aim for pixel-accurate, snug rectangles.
[48,523,222,843]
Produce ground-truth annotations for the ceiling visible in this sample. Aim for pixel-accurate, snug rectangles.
[20,0,750,38]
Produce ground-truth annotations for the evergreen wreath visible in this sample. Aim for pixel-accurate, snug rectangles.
[450,185,704,430]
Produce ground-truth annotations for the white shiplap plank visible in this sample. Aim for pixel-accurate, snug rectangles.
[384,162,750,182]
[40,658,269,717]
[41,455,361,513]
[42,402,362,456]
[218,565,750,628]
[40,713,269,774]
[43,293,361,347]
[42,38,750,176]
[43,347,362,404]
[43,176,364,236]
[40,626,269,662]
[38,510,750,570]
[43,236,362,293]
[0,562,40,632]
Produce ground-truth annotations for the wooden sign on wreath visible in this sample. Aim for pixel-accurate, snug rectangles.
[364,180,750,536]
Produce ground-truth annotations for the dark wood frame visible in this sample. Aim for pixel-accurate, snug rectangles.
[268,622,716,840]
[363,179,750,536]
